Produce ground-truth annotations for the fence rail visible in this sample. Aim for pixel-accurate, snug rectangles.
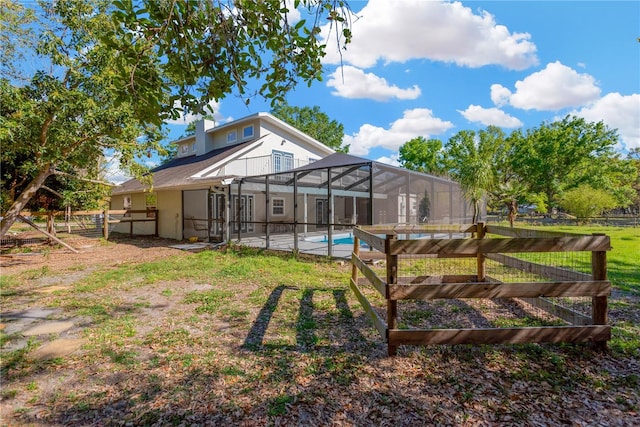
[3,209,158,248]
[350,223,611,356]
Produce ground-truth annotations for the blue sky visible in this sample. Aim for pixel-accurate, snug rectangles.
[162,0,639,167]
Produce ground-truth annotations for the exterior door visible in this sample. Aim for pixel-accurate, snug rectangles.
[316,199,329,227]
[231,195,254,233]
[209,192,225,242]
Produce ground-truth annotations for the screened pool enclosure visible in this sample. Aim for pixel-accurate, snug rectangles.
[228,153,478,257]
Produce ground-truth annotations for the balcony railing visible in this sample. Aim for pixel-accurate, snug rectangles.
[219,155,310,177]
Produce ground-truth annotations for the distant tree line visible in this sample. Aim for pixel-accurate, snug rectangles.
[398,116,639,224]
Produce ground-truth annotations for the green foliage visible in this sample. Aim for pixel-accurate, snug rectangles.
[0,0,353,235]
[559,184,617,223]
[442,129,503,223]
[107,1,353,126]
[511,116,623,211]
[271,102,348,152]
[398,116,632,221]
[398,137,445,175]
[627,148,640,213]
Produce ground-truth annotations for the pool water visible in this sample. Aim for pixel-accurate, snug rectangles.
[324,236,356,245]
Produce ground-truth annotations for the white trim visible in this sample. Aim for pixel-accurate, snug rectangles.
[205,112,335,156]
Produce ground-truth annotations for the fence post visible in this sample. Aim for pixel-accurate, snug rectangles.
[47,212,55,238]
[351,231,360,284]
[103,208,109,240]
[154,209,159,237]
[591,233,608,350]
[385,233,398,356]
[476,222,486,282]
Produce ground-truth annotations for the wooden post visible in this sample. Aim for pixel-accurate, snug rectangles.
[103,208,109,240]
[591,233,608,349]
[129,211,133,237]
[386,233,398,356]
[476,222,486,282]
[154,209,159,237]
[47,212,55,239]
[351,232,360,284]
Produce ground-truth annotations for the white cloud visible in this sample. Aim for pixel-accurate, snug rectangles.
[493,61,601,111]
[375,154,400,167]
[570,92,640,150]
[490,84,512,107]
[344,108,454,156]
[327,66,421,101]
[458,105,523,128]
[321,0,538,70]
[165,99,230,125]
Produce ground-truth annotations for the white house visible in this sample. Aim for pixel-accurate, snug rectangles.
[111,112,335,241]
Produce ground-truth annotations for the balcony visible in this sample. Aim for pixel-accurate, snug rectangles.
[218,154,311,177]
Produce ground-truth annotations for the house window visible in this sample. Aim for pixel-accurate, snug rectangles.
[227,131,237,144]
[191,143,196,152]
[180,144,188,154]
[242,125,254,139]
[272,150,293,173]
[272,198,285,216]
[123,195,132,209]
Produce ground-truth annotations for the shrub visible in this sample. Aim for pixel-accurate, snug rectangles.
[559,184,617,224]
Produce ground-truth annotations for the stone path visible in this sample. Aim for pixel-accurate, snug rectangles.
[1,305,86,360]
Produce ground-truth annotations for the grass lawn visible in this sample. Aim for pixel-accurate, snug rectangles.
[526,225,640,294]
[1,232,639,425]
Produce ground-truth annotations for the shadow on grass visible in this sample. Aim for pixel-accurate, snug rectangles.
[243,285,371,354]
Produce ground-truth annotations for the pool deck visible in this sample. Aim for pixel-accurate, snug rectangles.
[234,231,358,259]
[233,230,466,259]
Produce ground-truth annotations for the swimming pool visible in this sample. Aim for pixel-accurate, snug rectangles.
[305,232,357,245]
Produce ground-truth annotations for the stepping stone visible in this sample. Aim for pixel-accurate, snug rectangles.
[23,320,74,336]
[1,308,58,334]
[30,338,86,361]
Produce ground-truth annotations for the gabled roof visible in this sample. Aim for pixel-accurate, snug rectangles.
[113,140,254,194]
[209,112,335,157]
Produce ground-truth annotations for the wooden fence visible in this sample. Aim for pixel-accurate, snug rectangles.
[12,209,158,241]
[350,223,611,356]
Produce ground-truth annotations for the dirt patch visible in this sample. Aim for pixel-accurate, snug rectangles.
[1,235,188,275]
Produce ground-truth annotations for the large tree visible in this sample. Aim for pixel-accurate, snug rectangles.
[511,115,622,212]
[442,130,496,224]
[398,136,445,176]
[629,148,640,214]
[1,0,352,235]
[271,102,348,152]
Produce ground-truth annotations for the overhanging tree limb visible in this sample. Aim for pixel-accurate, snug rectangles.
[52,170,119,187]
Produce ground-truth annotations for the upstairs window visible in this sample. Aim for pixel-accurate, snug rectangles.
[272,150,293,173]
[180,144,189,154]
[227,130,237,144]
[191,143,196,152]
[242,125,254,139]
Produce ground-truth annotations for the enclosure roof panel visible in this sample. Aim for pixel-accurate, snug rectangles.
[287,153,372,172]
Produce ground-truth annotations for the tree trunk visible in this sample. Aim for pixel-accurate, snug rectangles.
[507,199,517,227]
[0,164,55,236]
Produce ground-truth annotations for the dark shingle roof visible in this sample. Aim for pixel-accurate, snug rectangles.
[113,141,254,194]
